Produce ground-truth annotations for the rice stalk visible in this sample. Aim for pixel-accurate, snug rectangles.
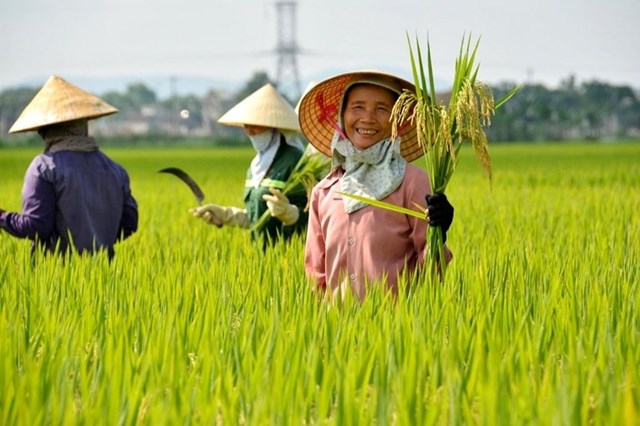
[389,33,520,280]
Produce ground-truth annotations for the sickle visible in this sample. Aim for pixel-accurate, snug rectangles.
[158,167,205,205]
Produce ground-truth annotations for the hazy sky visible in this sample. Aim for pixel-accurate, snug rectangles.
[1,0,639,94]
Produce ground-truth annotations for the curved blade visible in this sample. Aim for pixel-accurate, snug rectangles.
[158,167,205,205]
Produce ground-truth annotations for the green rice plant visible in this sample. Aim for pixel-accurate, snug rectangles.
[392,34,519,280]
[0,143,639,424]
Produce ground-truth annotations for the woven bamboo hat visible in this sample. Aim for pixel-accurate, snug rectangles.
[297,70,422,162]
[9,75,118,133]
[217,83,300,132]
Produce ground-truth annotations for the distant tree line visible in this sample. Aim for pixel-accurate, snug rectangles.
[488,76,640,141]
[1,72,638,144]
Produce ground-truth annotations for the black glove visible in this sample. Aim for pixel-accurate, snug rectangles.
[426,193,454,240]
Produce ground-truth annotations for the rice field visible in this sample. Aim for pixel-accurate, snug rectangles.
[1,141,639,425]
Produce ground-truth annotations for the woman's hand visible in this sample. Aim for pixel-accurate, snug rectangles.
[189,204,249,228]
[425,193,454,238]
[262,188,299,225]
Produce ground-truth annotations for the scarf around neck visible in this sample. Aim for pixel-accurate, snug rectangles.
[332,135,406,213]
[46,136,99,153]
[41,120,99,153]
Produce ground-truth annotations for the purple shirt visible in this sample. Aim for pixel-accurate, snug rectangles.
[305,164,452,299]
[0,150,138,256]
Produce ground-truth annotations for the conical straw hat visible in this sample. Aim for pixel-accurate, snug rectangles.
[218,83,300,132]
[9,75,118,133]
[297,70,422,162]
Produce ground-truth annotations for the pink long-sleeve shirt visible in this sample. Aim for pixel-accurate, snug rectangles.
[304,164,451,299]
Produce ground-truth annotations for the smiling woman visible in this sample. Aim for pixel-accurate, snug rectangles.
[342,84,396,150]
[298,70,454,301]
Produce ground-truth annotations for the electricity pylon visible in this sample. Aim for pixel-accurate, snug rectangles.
[274,0,301,102]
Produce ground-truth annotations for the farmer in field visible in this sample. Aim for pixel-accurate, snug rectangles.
[190,83,308,244]
[298,70,454,301]
[0,75,138,259]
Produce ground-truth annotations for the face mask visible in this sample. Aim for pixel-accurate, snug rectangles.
[248,130,275,153]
